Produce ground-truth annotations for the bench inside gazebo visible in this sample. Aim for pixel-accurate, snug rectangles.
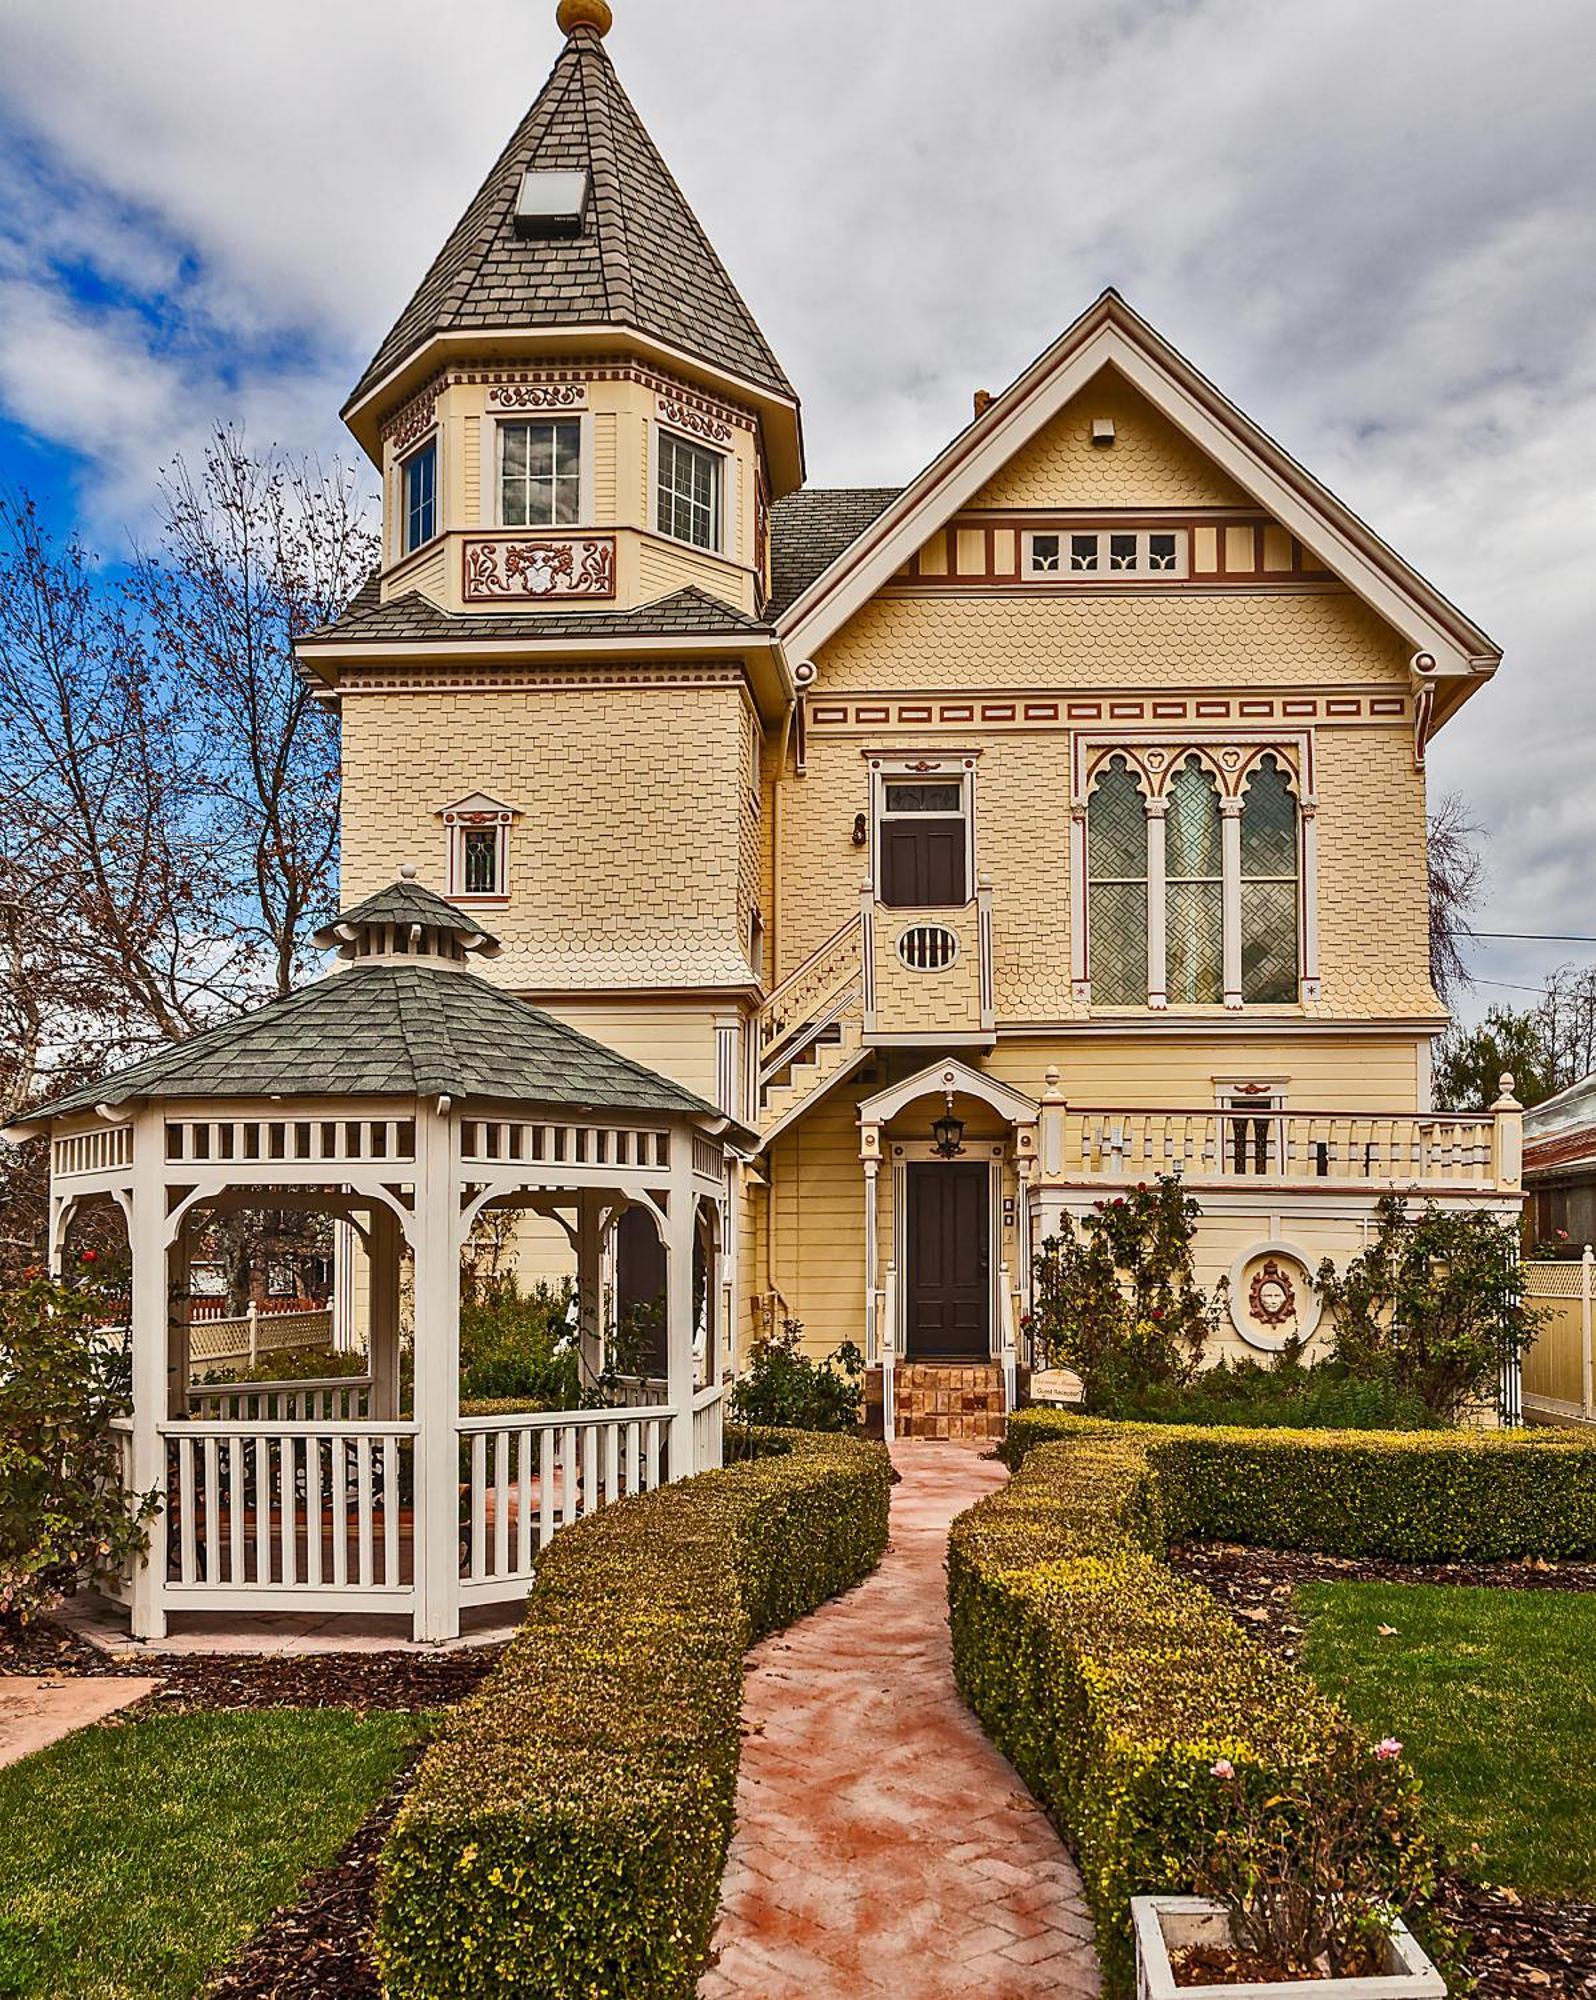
[8,874,746,1643]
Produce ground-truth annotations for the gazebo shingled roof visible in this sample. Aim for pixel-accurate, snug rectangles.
[17,878,745,1140]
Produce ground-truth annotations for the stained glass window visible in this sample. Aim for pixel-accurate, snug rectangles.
[462,827,499,897]
[1241,753,1299,1003]
[1166,756,1223,1005]
[1088,756,1148,1006]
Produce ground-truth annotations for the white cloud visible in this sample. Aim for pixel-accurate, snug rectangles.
[0,0,1594,1005]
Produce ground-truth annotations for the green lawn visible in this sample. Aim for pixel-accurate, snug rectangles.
[0,1707,422,2000]
[1299,1579,1596,1898]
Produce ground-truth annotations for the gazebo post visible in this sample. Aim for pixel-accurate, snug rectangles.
[576,1190,604,1390]
[128,1108,169,1642]
[368,1204,403,1421]
[411,1097,462,1644]
[666,1149,698,1480]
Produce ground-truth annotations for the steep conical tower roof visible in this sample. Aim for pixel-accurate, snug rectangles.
[345,9,794,415]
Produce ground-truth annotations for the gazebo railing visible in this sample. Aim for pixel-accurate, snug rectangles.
[457,1406,673,1606]
[159,1418,417,1610]
[692,1382,726,1471]
[189,1376,374,1423]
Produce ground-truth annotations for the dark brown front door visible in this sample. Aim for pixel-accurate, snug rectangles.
[880,819,967,908]
[906,1163,989,1359]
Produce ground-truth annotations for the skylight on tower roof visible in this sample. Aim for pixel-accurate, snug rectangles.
[515,168,591,238]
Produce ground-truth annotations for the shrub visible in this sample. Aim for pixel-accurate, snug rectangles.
[0,1277,158,1625]
[1003,1408,1596,1560]
[1316,1194,1545,1422]
[727,1316,864,1432]
[457,1276,581,1408]
[1091,1352,1442,1432]
[1028,1177,1214,1406]
[199,1345,369,1386]
[377,1428,890,1998]
[948,1434,1446,1995]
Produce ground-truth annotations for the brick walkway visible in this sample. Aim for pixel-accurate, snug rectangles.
[701,1441,1100,1998]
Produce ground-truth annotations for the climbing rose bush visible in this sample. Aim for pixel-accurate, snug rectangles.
[0,1275,158,1625]
[1027,1176,1215,1406]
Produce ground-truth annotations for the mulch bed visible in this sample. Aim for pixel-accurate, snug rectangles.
[204,1750,422,1999]
[1174,1541,1596,1997]
[0,1615,503,1714]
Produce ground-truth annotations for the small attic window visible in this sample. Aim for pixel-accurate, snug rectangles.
[515,168,590,238]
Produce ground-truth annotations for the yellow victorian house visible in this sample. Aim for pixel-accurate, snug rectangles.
[297,0,1522,1440]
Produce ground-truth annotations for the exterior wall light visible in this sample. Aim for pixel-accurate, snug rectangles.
[932,1109,966,1159]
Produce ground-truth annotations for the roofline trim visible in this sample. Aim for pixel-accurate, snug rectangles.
[776,291,1501,680]
[342,324,804,490]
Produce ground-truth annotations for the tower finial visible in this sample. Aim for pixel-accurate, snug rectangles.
[557,0,612,36]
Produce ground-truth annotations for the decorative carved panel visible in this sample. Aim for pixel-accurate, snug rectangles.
[462,535,617,604]
[657,396,733,445]
[488,383,587,411]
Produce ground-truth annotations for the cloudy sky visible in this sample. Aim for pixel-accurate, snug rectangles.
[2,0,1593,1013]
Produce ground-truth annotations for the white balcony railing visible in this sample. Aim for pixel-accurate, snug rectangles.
[1058,1108,1503,1191]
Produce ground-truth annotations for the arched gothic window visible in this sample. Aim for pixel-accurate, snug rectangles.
[1165,755,1224,1006]
[1087,756,1148,1007]
[1240,754,1299,1004]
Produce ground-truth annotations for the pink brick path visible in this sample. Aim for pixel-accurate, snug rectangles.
[701,1440,1101,1998]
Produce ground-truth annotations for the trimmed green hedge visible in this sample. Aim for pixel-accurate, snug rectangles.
[949,1434,1440,1996]
[1004,1408,1596,1560]
[376,1427,890,1999]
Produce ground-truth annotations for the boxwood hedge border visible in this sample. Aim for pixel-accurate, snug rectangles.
[377,1425,891,1999]
[952,1412,1596,1994]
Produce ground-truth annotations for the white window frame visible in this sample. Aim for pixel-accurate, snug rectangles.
[487,412,595,529]
[652,421,732,556]
[1023,527,1188,580]
[398,433,440,558]
[440,794,518,903]
[865,751,980,907]
[1073,738,1315,1011]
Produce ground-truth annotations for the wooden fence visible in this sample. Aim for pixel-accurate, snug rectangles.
[1523,1250,1595,1425]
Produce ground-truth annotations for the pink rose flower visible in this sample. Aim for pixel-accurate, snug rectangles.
[1374,1738,1403,1761]
[1210,1759,1235,1780]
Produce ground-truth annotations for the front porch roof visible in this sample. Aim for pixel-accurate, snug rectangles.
[856,1057,1039,1131]
[8,877,750,1147]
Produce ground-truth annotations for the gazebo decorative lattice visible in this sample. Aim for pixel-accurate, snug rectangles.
[8,874,746,1642]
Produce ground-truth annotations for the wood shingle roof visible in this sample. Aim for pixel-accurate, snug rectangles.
[346,24,793,415]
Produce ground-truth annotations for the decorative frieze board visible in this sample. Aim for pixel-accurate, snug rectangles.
[805,689,1410,735]
[336,663,750,697]
[461,534,616,604]
[379,360,755,446]
[656,395,733,445]
[896,512,1337,591]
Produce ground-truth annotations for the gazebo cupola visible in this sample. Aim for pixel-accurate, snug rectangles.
[7,871,743,1644]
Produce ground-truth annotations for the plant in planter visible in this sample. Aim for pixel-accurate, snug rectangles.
[1132,1737,1450,1997]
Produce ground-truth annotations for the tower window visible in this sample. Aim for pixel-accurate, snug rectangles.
[657,432,723,551]
[500,420,581,527]
[402,440,437,555]
[514,168,590,238]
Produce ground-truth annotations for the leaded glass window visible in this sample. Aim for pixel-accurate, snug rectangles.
[1240,753,1299,1003]
[1165,756,1223,1005]
[1087,756,1148,1006]
[500,419,580,527]
[658,432,722,550]
[462,827,499,897]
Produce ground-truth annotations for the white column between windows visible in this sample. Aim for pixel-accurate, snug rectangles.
[1144,796,1169,1010]
[1299,796,1321,1002]
[1220,797,1244,1010]
[1069,799,1090,1001]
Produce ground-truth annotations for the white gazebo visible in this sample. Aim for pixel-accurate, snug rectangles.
[8,876,745,1643]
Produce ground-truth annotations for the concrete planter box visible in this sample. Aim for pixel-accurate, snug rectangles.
[1131,1897,1446,2000]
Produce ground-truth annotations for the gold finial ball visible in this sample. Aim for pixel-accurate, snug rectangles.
[558,0,613,35]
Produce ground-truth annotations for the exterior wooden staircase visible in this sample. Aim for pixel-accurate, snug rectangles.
[753,916,867,1144]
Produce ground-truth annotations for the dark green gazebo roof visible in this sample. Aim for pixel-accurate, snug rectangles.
[23,963,729,1131]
